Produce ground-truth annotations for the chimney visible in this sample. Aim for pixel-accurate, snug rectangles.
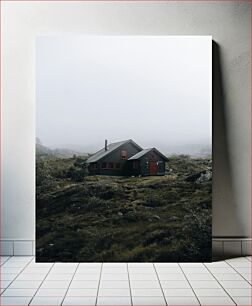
[105,139,108,151]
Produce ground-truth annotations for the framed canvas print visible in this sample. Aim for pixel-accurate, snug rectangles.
[36,36,212,262]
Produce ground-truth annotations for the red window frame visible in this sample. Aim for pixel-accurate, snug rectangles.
[121,150,128,160]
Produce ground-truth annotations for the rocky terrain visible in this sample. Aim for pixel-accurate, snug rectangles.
[36,155,212,262]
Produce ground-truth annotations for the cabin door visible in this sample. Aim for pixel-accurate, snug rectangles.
[149,161,157,175]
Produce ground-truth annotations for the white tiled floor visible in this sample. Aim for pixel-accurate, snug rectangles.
[0,256,251,305]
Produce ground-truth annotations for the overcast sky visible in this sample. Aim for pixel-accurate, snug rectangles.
[36,36,212,154]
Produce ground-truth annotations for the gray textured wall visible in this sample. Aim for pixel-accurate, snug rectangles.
[2,1,250,240]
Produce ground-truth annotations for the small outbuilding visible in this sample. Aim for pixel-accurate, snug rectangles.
[127,148,168,176]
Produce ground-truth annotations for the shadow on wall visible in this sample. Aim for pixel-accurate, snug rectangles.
[212,41,244,238]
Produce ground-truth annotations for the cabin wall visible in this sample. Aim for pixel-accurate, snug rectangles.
[157,161,166,175]
[88,163,100,175]
[127,160,141,176]
[94,142,141,176]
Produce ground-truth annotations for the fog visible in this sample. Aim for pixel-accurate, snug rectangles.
[36,36,212,155]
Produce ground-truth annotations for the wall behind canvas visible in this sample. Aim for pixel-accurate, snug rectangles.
[1,2,250,250]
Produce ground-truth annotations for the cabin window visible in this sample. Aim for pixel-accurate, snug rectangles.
[121,150,127,160]
[101,162,107,169]
[108,162,114,169]
[133,161,139,169]
[115,163,121,169]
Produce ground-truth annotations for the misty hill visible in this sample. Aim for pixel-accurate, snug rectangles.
[36,137,211,159]
[166,144,211,158]
[36,138,88,158]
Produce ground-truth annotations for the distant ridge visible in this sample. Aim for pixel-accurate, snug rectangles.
[36,138,88,158]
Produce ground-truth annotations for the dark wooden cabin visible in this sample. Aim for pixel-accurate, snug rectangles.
[86,139,168,176]
[86,139,142,176]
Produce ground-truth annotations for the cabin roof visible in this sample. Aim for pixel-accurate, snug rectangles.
[86,139,142,163]
[128,147,168,161]
[128,148,153,160]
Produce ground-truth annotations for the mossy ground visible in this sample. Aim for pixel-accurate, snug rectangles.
[36,156,212,262]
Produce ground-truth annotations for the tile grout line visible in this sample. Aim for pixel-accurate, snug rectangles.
[1,256,34,296]
[244,257,252,262]
[95,262,103,306]
[28,261,55,305]
[0,255,13,293]
[0,255,12,266]
[61,263,80,306]
[203,263,238,305]
[178,263,202,306]
[225,260,252,286]
[126,263,133,306]
[153,263,168,306]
